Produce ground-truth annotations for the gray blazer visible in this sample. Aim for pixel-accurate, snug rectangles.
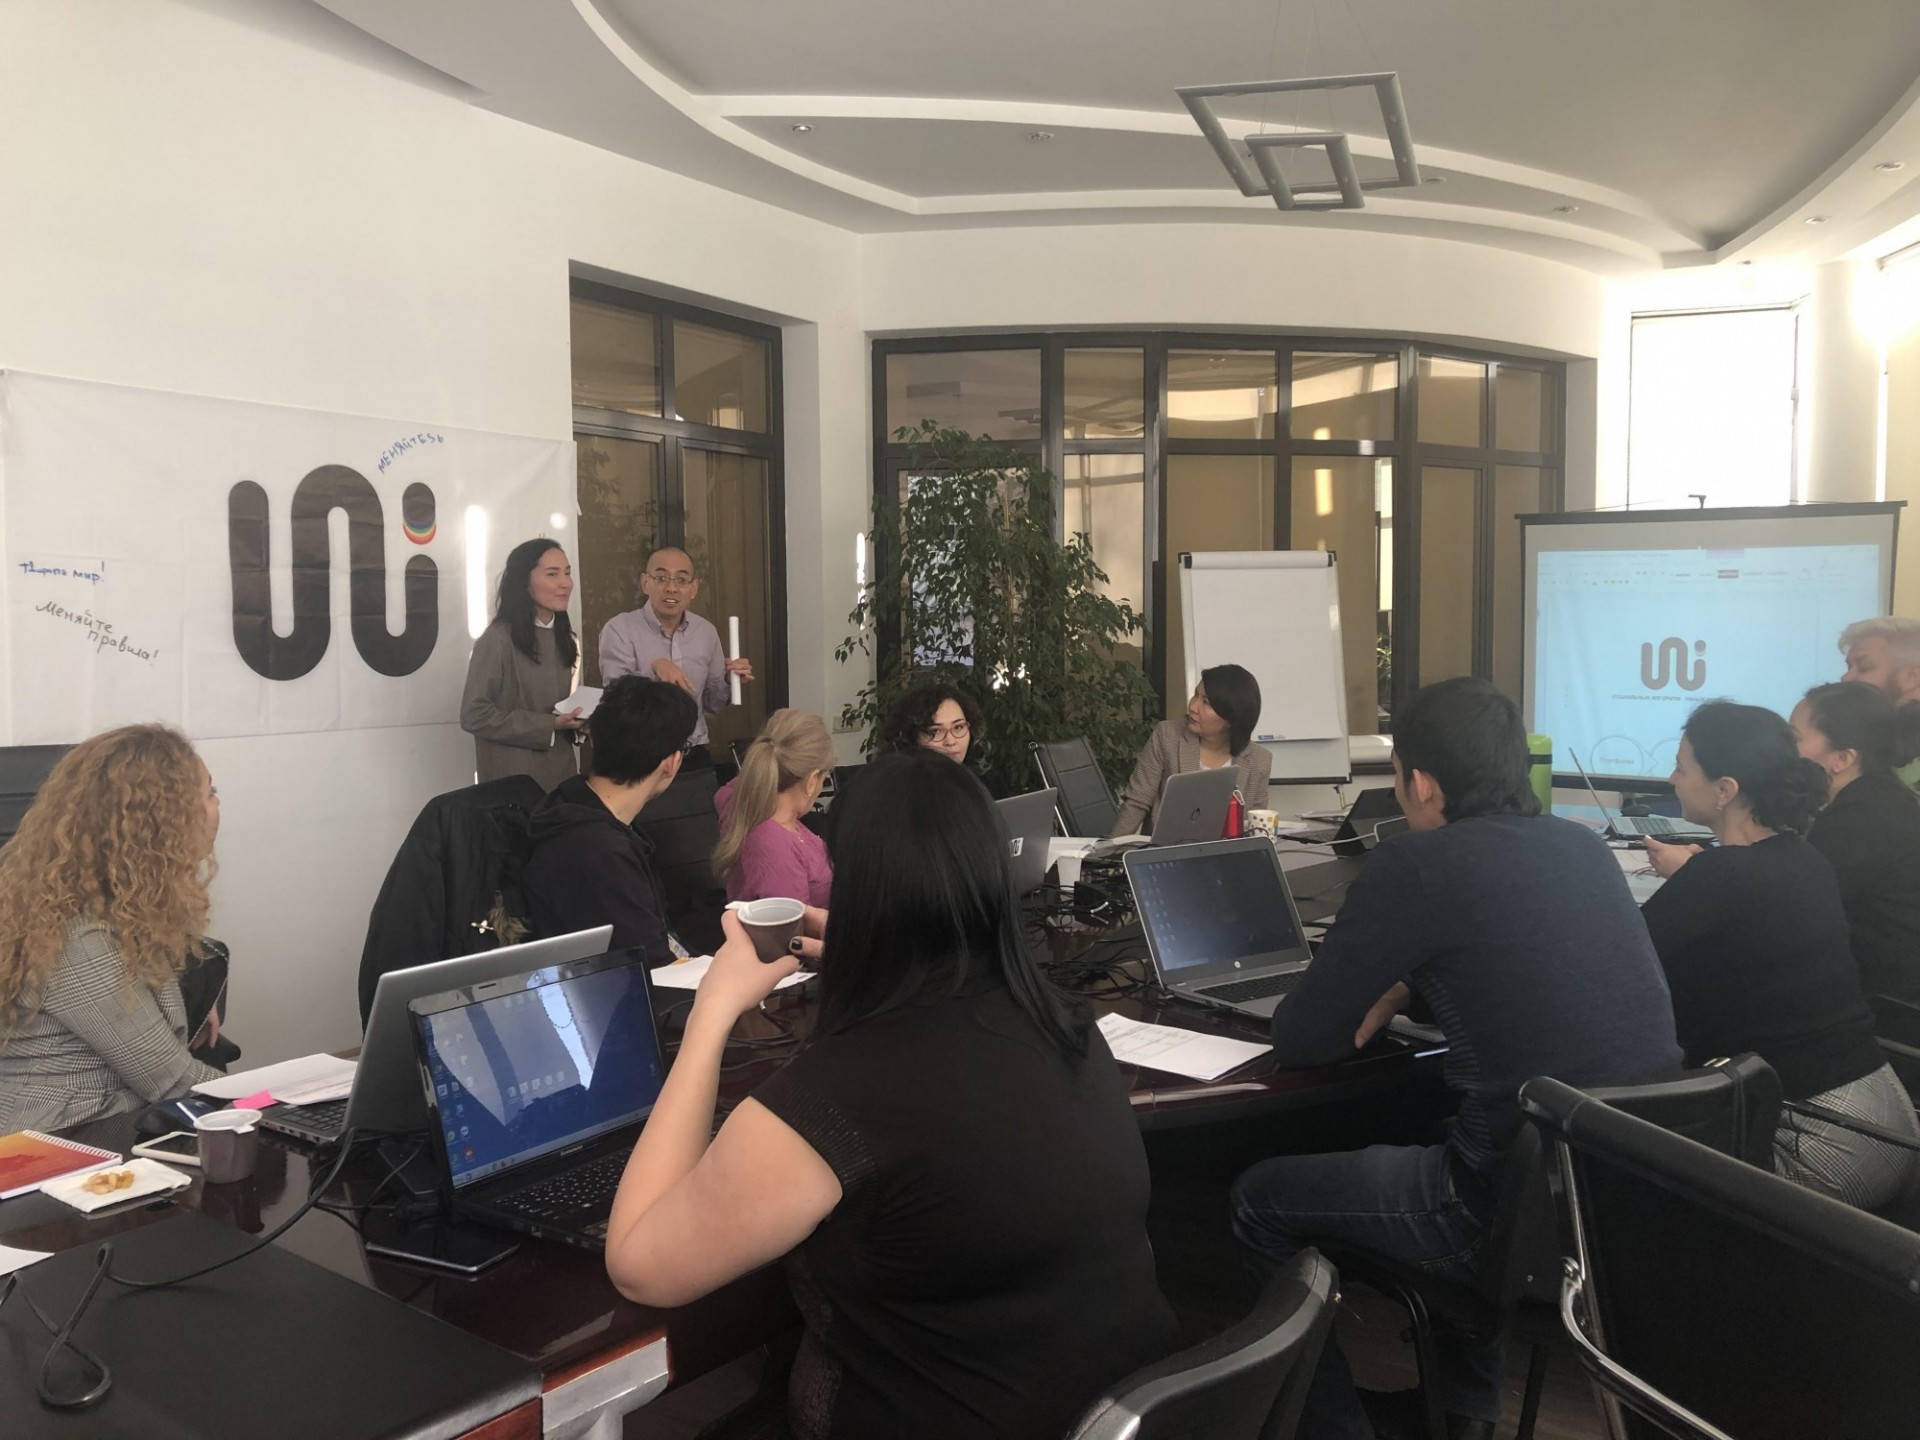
[0,920,220,1133]
[1109,719,1273,838]
[459,622,578,791]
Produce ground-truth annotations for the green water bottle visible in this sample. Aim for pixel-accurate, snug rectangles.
[1527,733,1554,816]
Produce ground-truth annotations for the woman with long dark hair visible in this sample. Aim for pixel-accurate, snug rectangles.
[1642,700,1918,1208]
[1109,662,1270,837]
[602,749,1175,1439]
[0,725,225,1130]
[459,538,582,791]
[1791,680,1920,1002]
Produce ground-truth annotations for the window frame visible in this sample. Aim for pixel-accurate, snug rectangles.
[874,331,1565,724]
[572,278,788,710]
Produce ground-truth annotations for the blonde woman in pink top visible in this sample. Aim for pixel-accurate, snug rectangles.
[714,709,836,908]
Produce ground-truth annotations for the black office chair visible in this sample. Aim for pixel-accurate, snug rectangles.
[0,742,71,846]
[636,765,727,954]
[1522,1071,1920,1440]
[1317,1054,1780,1440]
[1064,1249,1337,1440]
[1868,992,1920,1097]
[1031,737,1119,838]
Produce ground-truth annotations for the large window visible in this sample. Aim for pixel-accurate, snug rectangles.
[1628,306,1800,509]
[876,335,1564,733]
[572,282,784,755]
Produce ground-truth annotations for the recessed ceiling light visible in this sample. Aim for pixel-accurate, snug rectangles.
[1027,131,1054,143]
[1805,215,1828,225]
[1423,174,1444,184]
[790,123,813,134]
[1552,204,1579,214]
[1875,160,1905,172]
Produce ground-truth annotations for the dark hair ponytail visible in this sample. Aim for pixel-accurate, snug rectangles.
[1683,700,1827,834]
[1800,682,1907,777]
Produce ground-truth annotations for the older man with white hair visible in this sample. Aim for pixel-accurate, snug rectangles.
[1840,616,1920,787]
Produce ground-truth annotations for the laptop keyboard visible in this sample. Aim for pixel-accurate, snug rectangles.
[262,1098,348,1142]
[496,1151,627,1224]
[1622,814,1702,836]
[1196,970,1306,1005]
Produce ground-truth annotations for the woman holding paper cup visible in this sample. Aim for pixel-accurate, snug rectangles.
[460,537,582,792]
[0,724,226,1131]
[713,709,835,907]
[604,748,1174,1438]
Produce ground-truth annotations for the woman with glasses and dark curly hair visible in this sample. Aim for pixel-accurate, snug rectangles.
[877,680,1008,798]
[0,725,226,1131]
[1109,663,1269,838]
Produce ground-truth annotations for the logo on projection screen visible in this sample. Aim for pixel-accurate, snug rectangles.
[1639,637,1707,693]
[226,466,439,681]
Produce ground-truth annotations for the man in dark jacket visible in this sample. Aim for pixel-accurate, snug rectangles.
[523,676,699,964]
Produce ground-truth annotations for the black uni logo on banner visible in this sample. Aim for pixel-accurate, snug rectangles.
[228,466,438,681]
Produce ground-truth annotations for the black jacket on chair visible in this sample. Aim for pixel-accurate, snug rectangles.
[1809,771,1920,1005]
[356,775,546,1027]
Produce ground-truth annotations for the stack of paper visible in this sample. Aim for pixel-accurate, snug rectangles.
[651,956,812,993]
[192,1053,358,1107]
[1096,1013,1272,1083]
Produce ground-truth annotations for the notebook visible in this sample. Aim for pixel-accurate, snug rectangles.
[1124,837,1316,1019]
[995,788,1059,896]
[0,1130,118,1199]
[408,949,666,1251]
[260,925,613,1147]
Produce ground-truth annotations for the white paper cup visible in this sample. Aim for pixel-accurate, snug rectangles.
[1056,853,1084,889]
[194,1107,262,1183]
[738,896,807,961]
[1247,809,1278,837]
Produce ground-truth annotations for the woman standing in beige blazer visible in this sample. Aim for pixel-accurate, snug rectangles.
[1109,663,1270,837]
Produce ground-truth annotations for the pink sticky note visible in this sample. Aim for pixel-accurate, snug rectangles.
[232,1090,277,1110]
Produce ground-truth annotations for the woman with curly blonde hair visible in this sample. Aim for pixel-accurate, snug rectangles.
[0,724,225,1131]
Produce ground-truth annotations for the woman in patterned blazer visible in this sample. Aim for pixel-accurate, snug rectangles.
[0,724,225,1131]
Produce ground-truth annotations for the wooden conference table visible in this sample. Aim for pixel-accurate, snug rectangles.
[1,865,1436,1439]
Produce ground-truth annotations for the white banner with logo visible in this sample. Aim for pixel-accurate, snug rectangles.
[0,372,570,744]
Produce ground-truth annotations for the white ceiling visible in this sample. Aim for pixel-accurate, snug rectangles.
[303,0,1920,274]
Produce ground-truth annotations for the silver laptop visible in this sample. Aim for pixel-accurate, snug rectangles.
[1569,751,1713,842]
[1093,765,1241,857]
[1123,838,1315,1019]
[261,926,614,1146]
[995,788,1058,896]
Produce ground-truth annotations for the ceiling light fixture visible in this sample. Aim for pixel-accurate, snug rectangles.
[1178,72,1421,212]
[1423,174,1444,184]
[1552,204,1579,214]
[1875,160,1905,172]
[789,123,813,133]
[1027,131,1054,143]
[1805,215,1829,225]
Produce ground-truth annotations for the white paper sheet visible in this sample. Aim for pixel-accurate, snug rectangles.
[651,956,812,992]
[1096,1012,1272,1083]
[554,684,602,718]
[192,1053,358,1105]
[0,1244,51,1277]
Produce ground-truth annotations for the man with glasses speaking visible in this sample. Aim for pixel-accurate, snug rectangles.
[600,546,755,769]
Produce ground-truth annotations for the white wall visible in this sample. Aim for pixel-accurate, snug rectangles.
[0,0,865,1063]
[0,0,1620,1065]
[861,224,1607,358]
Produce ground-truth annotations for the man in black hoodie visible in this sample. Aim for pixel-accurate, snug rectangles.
[523,675,699,963]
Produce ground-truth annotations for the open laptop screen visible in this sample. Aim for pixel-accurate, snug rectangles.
[1129,842,1307,976]
[415,959,663,1190]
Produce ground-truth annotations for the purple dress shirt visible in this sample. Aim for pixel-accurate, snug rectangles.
[597,604,731,747]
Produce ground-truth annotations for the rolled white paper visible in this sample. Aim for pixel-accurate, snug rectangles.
[728,615,742,705]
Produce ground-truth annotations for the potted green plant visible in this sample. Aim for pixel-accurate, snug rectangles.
[837,423,1157,793]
